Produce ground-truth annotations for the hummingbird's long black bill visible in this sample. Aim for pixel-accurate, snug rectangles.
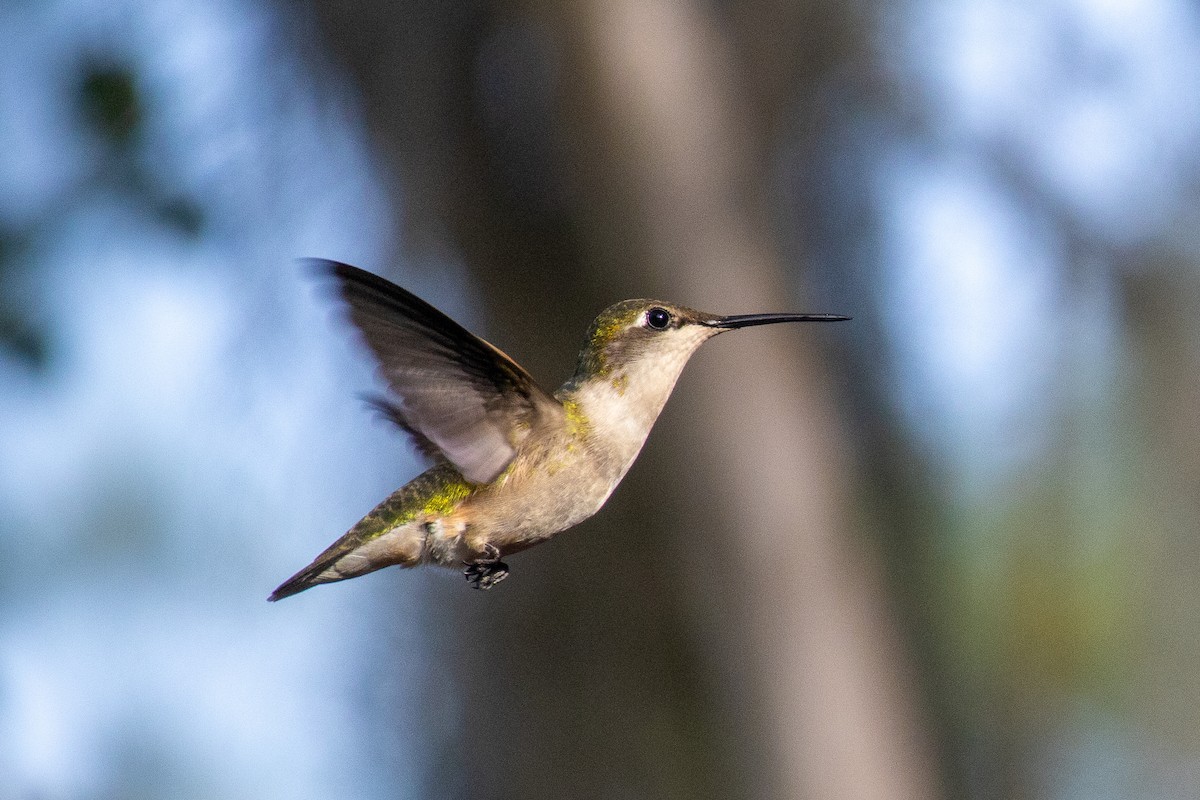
[703,312,851,329]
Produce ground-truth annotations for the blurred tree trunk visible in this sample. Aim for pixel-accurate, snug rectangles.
[1124,265,1200,763]
[309,1,942,797]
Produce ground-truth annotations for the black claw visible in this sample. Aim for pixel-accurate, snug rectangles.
[463,551,509,590]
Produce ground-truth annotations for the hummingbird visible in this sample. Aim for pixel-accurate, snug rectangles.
[269,259,849,601]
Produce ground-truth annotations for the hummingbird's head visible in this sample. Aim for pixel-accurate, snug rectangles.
[570,299,850,391]
[563,299,850,454]
[573,300,711,381]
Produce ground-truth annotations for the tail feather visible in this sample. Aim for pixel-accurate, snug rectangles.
[268,525,425,601]
[267,557,346,602]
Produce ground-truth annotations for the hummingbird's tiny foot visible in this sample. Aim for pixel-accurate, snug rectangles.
[463,558,509,590]
[463,545,508,589]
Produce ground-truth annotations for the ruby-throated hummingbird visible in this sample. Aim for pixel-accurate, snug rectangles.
[269,259,849,600]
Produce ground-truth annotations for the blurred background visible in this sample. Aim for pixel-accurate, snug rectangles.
[2,0,1198,797]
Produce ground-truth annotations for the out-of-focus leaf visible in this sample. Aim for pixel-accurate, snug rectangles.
[0,308,47,369]
[157,198,205,237]
[80,64,140,146]
[0,228,45,369]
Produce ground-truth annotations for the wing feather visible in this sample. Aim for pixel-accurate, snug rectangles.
[310,259,563,483]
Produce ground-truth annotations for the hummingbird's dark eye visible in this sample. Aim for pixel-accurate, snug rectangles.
[646,307,671,330]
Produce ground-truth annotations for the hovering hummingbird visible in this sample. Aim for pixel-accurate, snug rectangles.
[269,259,849,600]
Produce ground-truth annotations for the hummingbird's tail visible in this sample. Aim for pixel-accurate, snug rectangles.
[268,564,334,602]
[268,523,425,601]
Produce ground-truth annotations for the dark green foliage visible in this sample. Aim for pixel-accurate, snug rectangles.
[80,64,140,146]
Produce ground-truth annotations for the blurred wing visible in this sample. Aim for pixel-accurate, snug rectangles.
[311,259,564,483]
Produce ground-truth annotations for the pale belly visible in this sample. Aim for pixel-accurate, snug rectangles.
[423,453,626,565]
